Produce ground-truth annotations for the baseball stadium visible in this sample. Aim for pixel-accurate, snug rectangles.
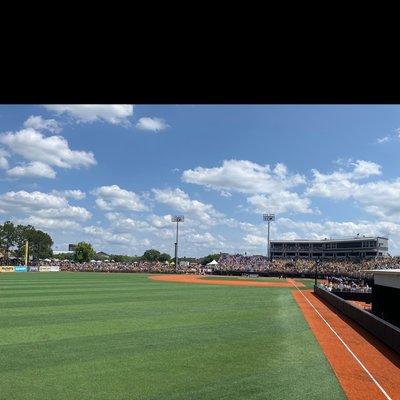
[1,252,400,399]
[1,104,400,399]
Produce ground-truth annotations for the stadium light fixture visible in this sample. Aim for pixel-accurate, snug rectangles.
[171,216,184,272]
[263,214,275,261]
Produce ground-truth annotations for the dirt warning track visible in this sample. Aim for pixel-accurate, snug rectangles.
[150,274,304,287]
[292,289,400,400]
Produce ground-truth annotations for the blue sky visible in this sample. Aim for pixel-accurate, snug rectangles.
[1,104,400,257]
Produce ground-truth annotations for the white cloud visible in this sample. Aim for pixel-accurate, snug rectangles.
[21,216,81,231]
[375,128,400,144]
[377,136,390,144]
[183,160,312,217]
[351,160,381,179]
[307,160,381,199]
[220,190,232,198]
[51,189,86,200]
[0,190,67,211]
[153,229,174,239]
[0,149,9,169]
[38,206,91,221]
[186,231,223,247]
[351,180,400,219]
[152,188,224,225]
[0,128,96,169]
[83,225,136,246]
[277,218,399,241]
[148,214,173,229]
[307,169,357,200]
[136,117,169,132]
[0,191,91,230]
[44,105,133,125]
[105,212,150,232]
[306,161,400,220]
[247,191,312,215]
[279,231,301,240]
[23,115,61,133]
[7,161,56,179]
[92,185,148,212]
[182,160,305,194]
[243,234,267,246]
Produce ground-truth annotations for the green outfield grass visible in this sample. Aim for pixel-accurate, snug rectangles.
[0,273,345,400]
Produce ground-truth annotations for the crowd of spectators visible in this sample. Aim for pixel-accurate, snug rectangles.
[36,259,204,274]
[2,253,400,278]
[319,276,371,293]
[216,254,400,277]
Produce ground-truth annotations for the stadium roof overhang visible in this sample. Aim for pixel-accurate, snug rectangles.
[271,237,388,243]
[362,269,400,290]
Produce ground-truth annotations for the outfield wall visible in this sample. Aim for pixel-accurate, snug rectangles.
[314,285,400,354]
[0,265,60,272]
[0,266,15,272]
[39,266,60,272]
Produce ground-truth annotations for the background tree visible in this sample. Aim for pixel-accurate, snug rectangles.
[158,253,171,262]
[142,249,161,261]
[110,254,140,263]
[13,225,53,260]
[201,253,221,266]
[74,242,96,262]
[53,252,74,261]
[14,224,29,252]
[0,221,54,261]
[24,228,53,260]
[0,221,18,260]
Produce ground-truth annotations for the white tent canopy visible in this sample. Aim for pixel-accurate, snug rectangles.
[206,259,218,266]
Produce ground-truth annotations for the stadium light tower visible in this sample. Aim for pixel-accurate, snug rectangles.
[263,214,275,261]
[171,216,184,272]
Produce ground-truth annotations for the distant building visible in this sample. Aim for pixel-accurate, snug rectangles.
[270,237,388,259]
[68,244,77,252]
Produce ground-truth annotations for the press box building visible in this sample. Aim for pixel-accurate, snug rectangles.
[270,237,388,259]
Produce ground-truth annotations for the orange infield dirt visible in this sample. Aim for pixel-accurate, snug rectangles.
[293,290,400,400]
[150,274,304,287]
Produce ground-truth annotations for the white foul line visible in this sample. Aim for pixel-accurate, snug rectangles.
[291,281,392,400]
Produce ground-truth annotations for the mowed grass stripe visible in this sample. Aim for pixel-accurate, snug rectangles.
[0,290,298,344]
[0,273,345,400]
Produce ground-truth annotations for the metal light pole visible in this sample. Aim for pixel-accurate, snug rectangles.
[315,258,320,286]
[263,214,275,261]
[172,216,184,272]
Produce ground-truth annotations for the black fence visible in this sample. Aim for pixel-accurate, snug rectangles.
[314,285,400,354]
[331,290,372,303]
